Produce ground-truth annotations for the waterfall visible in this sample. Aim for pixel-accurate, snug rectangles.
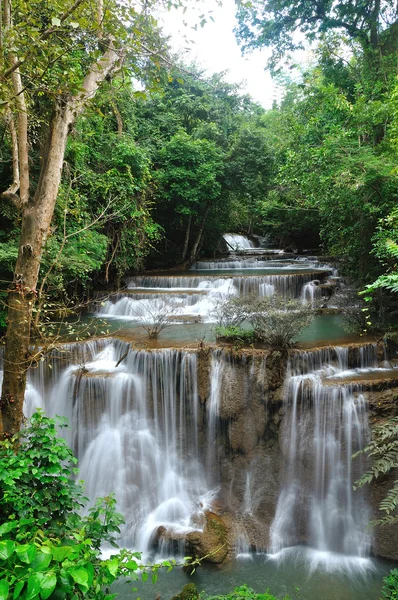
[269,347,372,569]
[125,274,325,299]
[223,233,255,250]
[207,351,224,479]
[29,340,210,557]
[301,281,322,306]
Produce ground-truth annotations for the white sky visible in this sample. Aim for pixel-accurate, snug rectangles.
[158,0,278,109]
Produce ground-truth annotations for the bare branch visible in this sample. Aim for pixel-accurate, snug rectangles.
[0,107,20,205]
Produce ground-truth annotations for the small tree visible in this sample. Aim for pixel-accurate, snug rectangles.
[213,294,313,351]
[132,297,180,339]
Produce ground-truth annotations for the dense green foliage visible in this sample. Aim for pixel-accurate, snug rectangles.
[355,415,398,526]
[0,411,180,600]
[1,0,398,331]
[201,584,290,600]
[381,569,398,599]
[213,295,313,351]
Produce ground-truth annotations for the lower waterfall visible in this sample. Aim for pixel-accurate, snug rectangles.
[11,338,396,573]
[26,340,212,557]
[269,346,373,570]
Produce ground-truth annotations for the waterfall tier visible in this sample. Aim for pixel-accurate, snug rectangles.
[13,336,398,568]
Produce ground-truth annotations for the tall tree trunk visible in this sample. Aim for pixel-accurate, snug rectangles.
[181,214,192,261]
[0,105,73,436]
[188,204,210,265]
[0,43,120,436]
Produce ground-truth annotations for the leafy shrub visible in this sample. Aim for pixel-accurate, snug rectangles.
[354,416,398,526]
[0,411,177,600]
[213,295,313,351]
[214,326,256,345]
[381,569,398,599]
[200,584,290,600]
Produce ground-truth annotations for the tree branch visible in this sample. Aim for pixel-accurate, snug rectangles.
[0,0,87,80]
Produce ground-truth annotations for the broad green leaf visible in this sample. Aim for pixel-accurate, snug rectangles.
[0,580,9,600]
[31,551,52,572]
[0,522,19,536]
[25,575,41,600]
[16,544,36,564]
[35,572,57,599]
[13,580,24,600]
[0,540,15,560]
[52,546,72,562]
[106,558,119,577]
[68,567,89,589]
[51,17,61,26]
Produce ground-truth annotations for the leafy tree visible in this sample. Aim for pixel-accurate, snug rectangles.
[355,416,398,526]
[154,131,224,263]
[213,294,313,352]
[225,124,274,235]
[0,0,175,436]
[235,0,398,71]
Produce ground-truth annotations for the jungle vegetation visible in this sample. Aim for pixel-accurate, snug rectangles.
[0,0,397,434]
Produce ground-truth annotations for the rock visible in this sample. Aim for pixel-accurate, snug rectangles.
[185,510,232,564]
[170,584,199,600]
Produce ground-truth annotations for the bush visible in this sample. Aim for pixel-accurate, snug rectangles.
[381,569,398,599]
[0,411,177,600]
[214,325,256,345]
[200,584,290,600]
[213,295,313,351]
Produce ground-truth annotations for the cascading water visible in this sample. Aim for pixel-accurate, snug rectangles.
[269,346,375,571]
[223,233,255,250]
[301,281,322,306]
[26,340,211,558]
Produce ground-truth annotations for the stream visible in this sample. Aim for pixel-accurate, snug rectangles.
[10,234,398,599]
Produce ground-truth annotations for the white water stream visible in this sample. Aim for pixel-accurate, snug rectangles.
[2,236,395,574]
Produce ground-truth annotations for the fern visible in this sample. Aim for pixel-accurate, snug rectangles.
[355,417,398,526]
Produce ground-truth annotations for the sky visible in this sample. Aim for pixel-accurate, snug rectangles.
[157,0,279,109]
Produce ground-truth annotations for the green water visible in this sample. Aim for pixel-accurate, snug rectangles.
[92,314,358,347]
[111,552,391,600]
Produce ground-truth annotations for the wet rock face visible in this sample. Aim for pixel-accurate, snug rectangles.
[185,510,233,564]
[199,346,398,563]
[370,473,398,561]
[206,351,284,553]
[366,386,398,561]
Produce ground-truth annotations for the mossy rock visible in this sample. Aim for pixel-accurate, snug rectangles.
[186,511,231,564]
[170,584,199,600]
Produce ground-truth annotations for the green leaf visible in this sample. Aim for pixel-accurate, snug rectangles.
[106,558,119,577]
[52,546,72,562]
[35,572,57,599]
[0,580,9,600]
[25,575,41,600]
[0,521,19,536]
[141,572,148,583]
[68,567,89,589]
[51,17,61,26]
[16,544,36,564]
[0,540,15,560]
[13,580,24,600]
[31,551,52,572]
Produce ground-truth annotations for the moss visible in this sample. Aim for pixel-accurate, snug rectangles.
[171,584,199,600]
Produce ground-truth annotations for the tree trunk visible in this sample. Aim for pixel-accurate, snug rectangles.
[181,214,192,261]
[0,39,120,436]
[188,204,210,265]
[0,105,73,436]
